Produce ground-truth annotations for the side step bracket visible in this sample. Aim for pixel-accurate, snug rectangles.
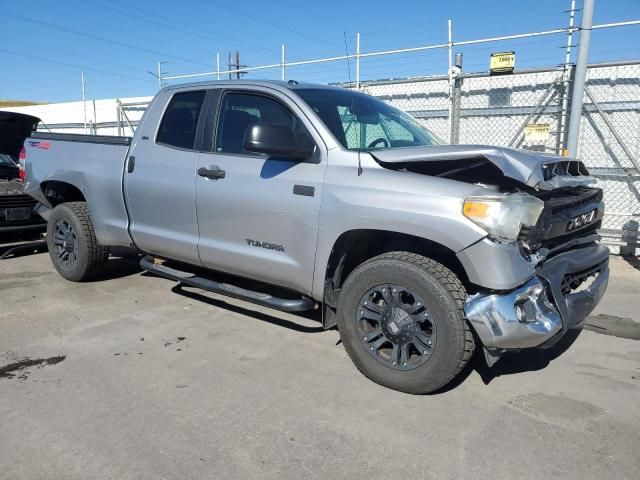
[139,255,316,312]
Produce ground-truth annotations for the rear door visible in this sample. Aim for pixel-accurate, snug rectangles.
[124,89,207,264]
[195,87,328,294]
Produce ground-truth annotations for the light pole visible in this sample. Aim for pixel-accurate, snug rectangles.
[566,0,595,157]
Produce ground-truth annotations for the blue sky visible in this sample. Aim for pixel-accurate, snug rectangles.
[1,0,639,102]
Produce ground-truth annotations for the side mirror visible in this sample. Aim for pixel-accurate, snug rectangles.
[244,124,314,160]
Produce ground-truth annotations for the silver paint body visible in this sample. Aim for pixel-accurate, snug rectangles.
[24,80,608,349]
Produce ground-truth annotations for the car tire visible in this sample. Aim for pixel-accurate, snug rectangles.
[337,252,474,394]
[47,202,109,281]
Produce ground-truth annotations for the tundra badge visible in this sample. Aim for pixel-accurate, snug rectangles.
[567,209,597,232]
[245,239,285,252]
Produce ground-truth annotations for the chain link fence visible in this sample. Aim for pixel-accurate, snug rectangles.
[361,60,640,252]
[13,60,640,252]
[578,62,640,252]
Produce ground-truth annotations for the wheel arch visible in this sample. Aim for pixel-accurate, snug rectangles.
[41,180,86,207]
[320,229,473,328]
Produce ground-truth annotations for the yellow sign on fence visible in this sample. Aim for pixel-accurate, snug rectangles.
[524,123,551,143]
[490,51,516,75]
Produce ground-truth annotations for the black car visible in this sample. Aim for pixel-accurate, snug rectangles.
[0,112,46,234]
[0,153,19,180]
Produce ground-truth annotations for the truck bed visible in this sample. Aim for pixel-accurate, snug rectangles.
[24,133,132,247]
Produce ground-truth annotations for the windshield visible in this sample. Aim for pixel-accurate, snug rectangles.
[295,88,442,151]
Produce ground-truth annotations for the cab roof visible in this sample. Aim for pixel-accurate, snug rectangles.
[162,79,348,93]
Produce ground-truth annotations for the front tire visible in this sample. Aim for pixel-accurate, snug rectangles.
[47,202,109,281]
[337,252,474,394]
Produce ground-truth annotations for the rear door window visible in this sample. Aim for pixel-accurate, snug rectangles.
[156,90,206,150]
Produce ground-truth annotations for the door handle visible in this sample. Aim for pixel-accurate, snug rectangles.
[127,156,135,173]
[198,165,226,179]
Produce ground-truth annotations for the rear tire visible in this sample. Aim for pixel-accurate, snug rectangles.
[47,202,109,281]
[337,252,474,394]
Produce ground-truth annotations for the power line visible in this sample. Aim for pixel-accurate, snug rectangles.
[0,48,156,84]
[79,0,277,56]
[0,10,214,68]
[15,37,158,73]
[195,0,344,48]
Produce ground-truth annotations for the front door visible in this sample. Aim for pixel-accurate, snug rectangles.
[124,89,206,264]
[195,88,327,294]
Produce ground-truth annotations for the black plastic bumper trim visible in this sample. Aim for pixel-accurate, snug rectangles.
[536,244,610,348]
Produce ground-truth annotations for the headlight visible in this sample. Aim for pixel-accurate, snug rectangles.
[463,193,544,243]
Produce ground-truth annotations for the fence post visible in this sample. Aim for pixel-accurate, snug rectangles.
[157,62,163,90]
[116,100,122,137]
[449,53,463,144]
[355,32,361,90]
[281,44,286,81]
[566,0,595,157]
[81,72,87,134]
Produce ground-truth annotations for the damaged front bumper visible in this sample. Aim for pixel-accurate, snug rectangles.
[464,244,609,350]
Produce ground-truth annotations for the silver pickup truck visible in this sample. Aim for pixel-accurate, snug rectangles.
[13,80,609,393]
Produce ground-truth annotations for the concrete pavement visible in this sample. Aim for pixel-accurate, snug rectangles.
[1,247,639,479]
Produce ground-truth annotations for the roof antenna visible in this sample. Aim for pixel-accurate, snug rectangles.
[343,32,362,176]
[342,31,352,86]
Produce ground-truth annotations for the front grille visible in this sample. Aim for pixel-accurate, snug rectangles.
[517,225,533,243]
[560,261,607,295]
[541,161,589,181]
[521,187,603,252]
[546,188,602,215]
[0,194,38,209]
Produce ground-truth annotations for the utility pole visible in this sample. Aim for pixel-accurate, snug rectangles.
[228,50,246,79]
[566,0,595,158]
[81,72,87,134]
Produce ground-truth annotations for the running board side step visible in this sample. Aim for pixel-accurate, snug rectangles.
[139,255,316,312]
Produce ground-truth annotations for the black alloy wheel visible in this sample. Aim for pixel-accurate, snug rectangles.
[357,283,437,370]
[53,219,78,267]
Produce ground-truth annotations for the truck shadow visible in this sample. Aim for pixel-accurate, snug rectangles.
[170,283,325,333]
[437,329,583,393]
[0,231,47,260]
[135,268,586,393]
[623,254,640,271]
[92,256,143,281]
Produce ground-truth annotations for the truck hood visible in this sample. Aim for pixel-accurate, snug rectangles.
[0,111,41,159]
[370,144,595,190]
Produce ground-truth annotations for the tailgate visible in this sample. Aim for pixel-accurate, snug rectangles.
[0,111,41,158]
